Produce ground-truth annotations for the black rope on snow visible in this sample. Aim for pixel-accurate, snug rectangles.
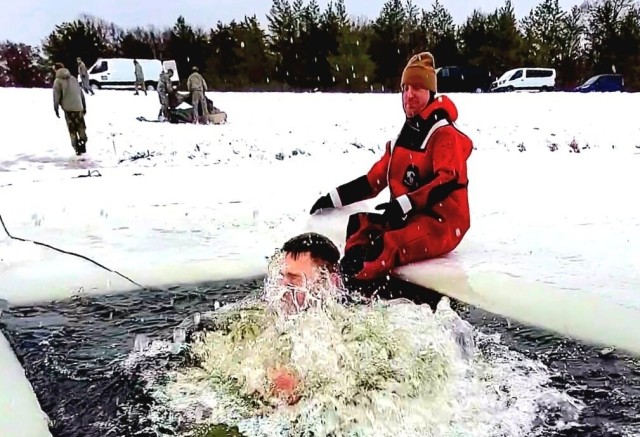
[74,170,102,178]
[0,213,148,291]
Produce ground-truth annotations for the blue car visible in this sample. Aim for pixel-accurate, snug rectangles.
[574,74,624,92]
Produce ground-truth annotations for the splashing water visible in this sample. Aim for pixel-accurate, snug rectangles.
[134,255,581,436]
[149,300,580,436]
[260,248,351,317]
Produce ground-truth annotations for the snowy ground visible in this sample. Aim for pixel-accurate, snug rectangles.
[1,88,640,435]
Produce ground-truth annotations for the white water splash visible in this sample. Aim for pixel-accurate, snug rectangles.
[123,254,582,436]
[142,296,581,437]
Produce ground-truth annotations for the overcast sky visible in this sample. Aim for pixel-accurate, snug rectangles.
[2,0,583,45]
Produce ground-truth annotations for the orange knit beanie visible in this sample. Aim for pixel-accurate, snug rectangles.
[401,51,437,92]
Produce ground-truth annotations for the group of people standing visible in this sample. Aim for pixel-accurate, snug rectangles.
[52,58,213,156]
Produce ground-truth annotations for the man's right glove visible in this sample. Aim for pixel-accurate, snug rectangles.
[375,198,410,229]
[310,194,335,214]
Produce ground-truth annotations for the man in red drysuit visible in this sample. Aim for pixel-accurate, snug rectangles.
[310,51,473,281]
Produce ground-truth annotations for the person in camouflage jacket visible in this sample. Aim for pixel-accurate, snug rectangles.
[53,62,88,155]
[76,57,94,95]
[157,69,174,121]
[186,66,208,124]
[133,59,147,95]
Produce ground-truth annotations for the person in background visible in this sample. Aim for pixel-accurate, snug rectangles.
[53,62,88,156]
[310,51,473,284]
[76,57,94,95]
[186,66,209,124]
[157,68,174,121]
[133,59,147,96]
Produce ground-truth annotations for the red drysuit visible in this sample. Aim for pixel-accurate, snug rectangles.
[330,95,473,280]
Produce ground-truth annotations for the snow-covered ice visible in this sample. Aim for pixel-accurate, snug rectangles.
[1,88,640,435]
[0,330,51,436]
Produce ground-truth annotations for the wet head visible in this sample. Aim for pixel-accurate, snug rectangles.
[264,233,343,315]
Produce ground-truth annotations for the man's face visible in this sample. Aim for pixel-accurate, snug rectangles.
[402,84,430,117]
[279,252,323,313]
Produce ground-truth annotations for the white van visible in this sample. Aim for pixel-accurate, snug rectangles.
[87,58,179,91]
[490,68,556,92]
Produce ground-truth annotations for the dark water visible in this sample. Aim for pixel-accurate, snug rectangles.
[1,278,639,437]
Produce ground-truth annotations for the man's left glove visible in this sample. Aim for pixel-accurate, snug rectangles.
[375,198,411,229]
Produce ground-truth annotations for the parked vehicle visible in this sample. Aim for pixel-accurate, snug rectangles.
[490,68,556,92]
[88,58,179,91]
[436,66,495,93]
[574,74,624,92]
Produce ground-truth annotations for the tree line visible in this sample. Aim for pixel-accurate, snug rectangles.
[1,0,640,92]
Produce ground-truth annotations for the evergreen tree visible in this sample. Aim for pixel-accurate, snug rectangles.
[402,0,424,56]
[168,16,208,79]
[484,0,524,74]
[459,10,491,67]
[459,1,525,76]
[118,27,158,59]
[78,14,122,54]
[234,16,276,89]
[585,0,637,76]
[369,0,408,90]
[298,0,332,89]
[206,21,243,90]
[521,0,566,66]
[205,16,273,91]
[328,17,375,91]
[421,0,460,67]
[618,5,640,88]
[266,0,299,88]
[557,5,588,87]
[42,19,109,75]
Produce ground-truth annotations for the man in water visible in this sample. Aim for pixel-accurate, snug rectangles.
[267,232,343,315]
[270,232,443,312]
[180,232,342,336]
[180,232,443,405]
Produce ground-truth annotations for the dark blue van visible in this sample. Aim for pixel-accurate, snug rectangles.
[436,66,495,93]
[574,74,624,92]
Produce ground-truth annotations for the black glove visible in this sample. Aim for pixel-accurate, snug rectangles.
[375,198,410,229]
[55,109,60,118]
[310,194,335,214]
